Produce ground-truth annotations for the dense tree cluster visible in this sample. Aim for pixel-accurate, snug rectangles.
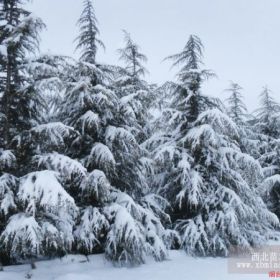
[0,0,279,267]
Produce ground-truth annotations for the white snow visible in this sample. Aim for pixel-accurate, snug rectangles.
[120,92,138,104]
[87,143,116,167]
[0,149,16,169]
[1,213,42,258]
[79,110,100,133]
[31,122,76,146]
[105,126,137,148]
[35,153,87,179]
[185,124,218,149]
[0,44,7,56]
[74,206,109,253]
[196,108,239,137]
[260,174,280,193]
[19,170,76,214]
[81,169,110,199]
[0,250,268,280]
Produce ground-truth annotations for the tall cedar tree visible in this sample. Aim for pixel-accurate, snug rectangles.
[0,1,84,266]
[115,30,154,142]
[58,0,172,265]
[225,82,247,125]
[0,0,45,175]
[254,88,280,218]
[147,35,279,256]
[75,0,104,64]
[224,82,258,156]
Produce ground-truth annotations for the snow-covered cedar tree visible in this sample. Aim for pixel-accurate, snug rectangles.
[0,0,45,169]
[114,30,155,142]
[254,87,280,138]
[163,34,216,123]
[225,82,247,125]
[57,0,171,266]
[145,34,217,213]
[253,87,280,218]
[0,0,68,264]
[117,30,148,80]
[147,35,279,256]
[224,82,260,156]
[75,0,104,64]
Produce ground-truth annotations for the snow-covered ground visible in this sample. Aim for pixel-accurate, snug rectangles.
[1,250,269,280]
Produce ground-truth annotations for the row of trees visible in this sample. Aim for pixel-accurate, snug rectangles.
[0,0,279,266]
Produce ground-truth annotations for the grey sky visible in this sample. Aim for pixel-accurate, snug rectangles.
[27,0,280,111]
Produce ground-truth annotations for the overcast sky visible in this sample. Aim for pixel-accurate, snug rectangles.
[27,0,280,111]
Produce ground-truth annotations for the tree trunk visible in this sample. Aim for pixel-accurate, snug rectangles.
[3,51,12,147]
[30,259,36,269]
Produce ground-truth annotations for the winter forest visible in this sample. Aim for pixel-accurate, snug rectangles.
[1,0,280,274]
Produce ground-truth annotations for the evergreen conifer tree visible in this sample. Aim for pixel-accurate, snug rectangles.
[75,0,104,65]
[224,82,259,156]
[58,0,171,265]
[114,30,154,142]
[147,35,278,256]
[225,82,247,125]
[0,0,79,265]
[254,87,280,218]
[0,0,45,152]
